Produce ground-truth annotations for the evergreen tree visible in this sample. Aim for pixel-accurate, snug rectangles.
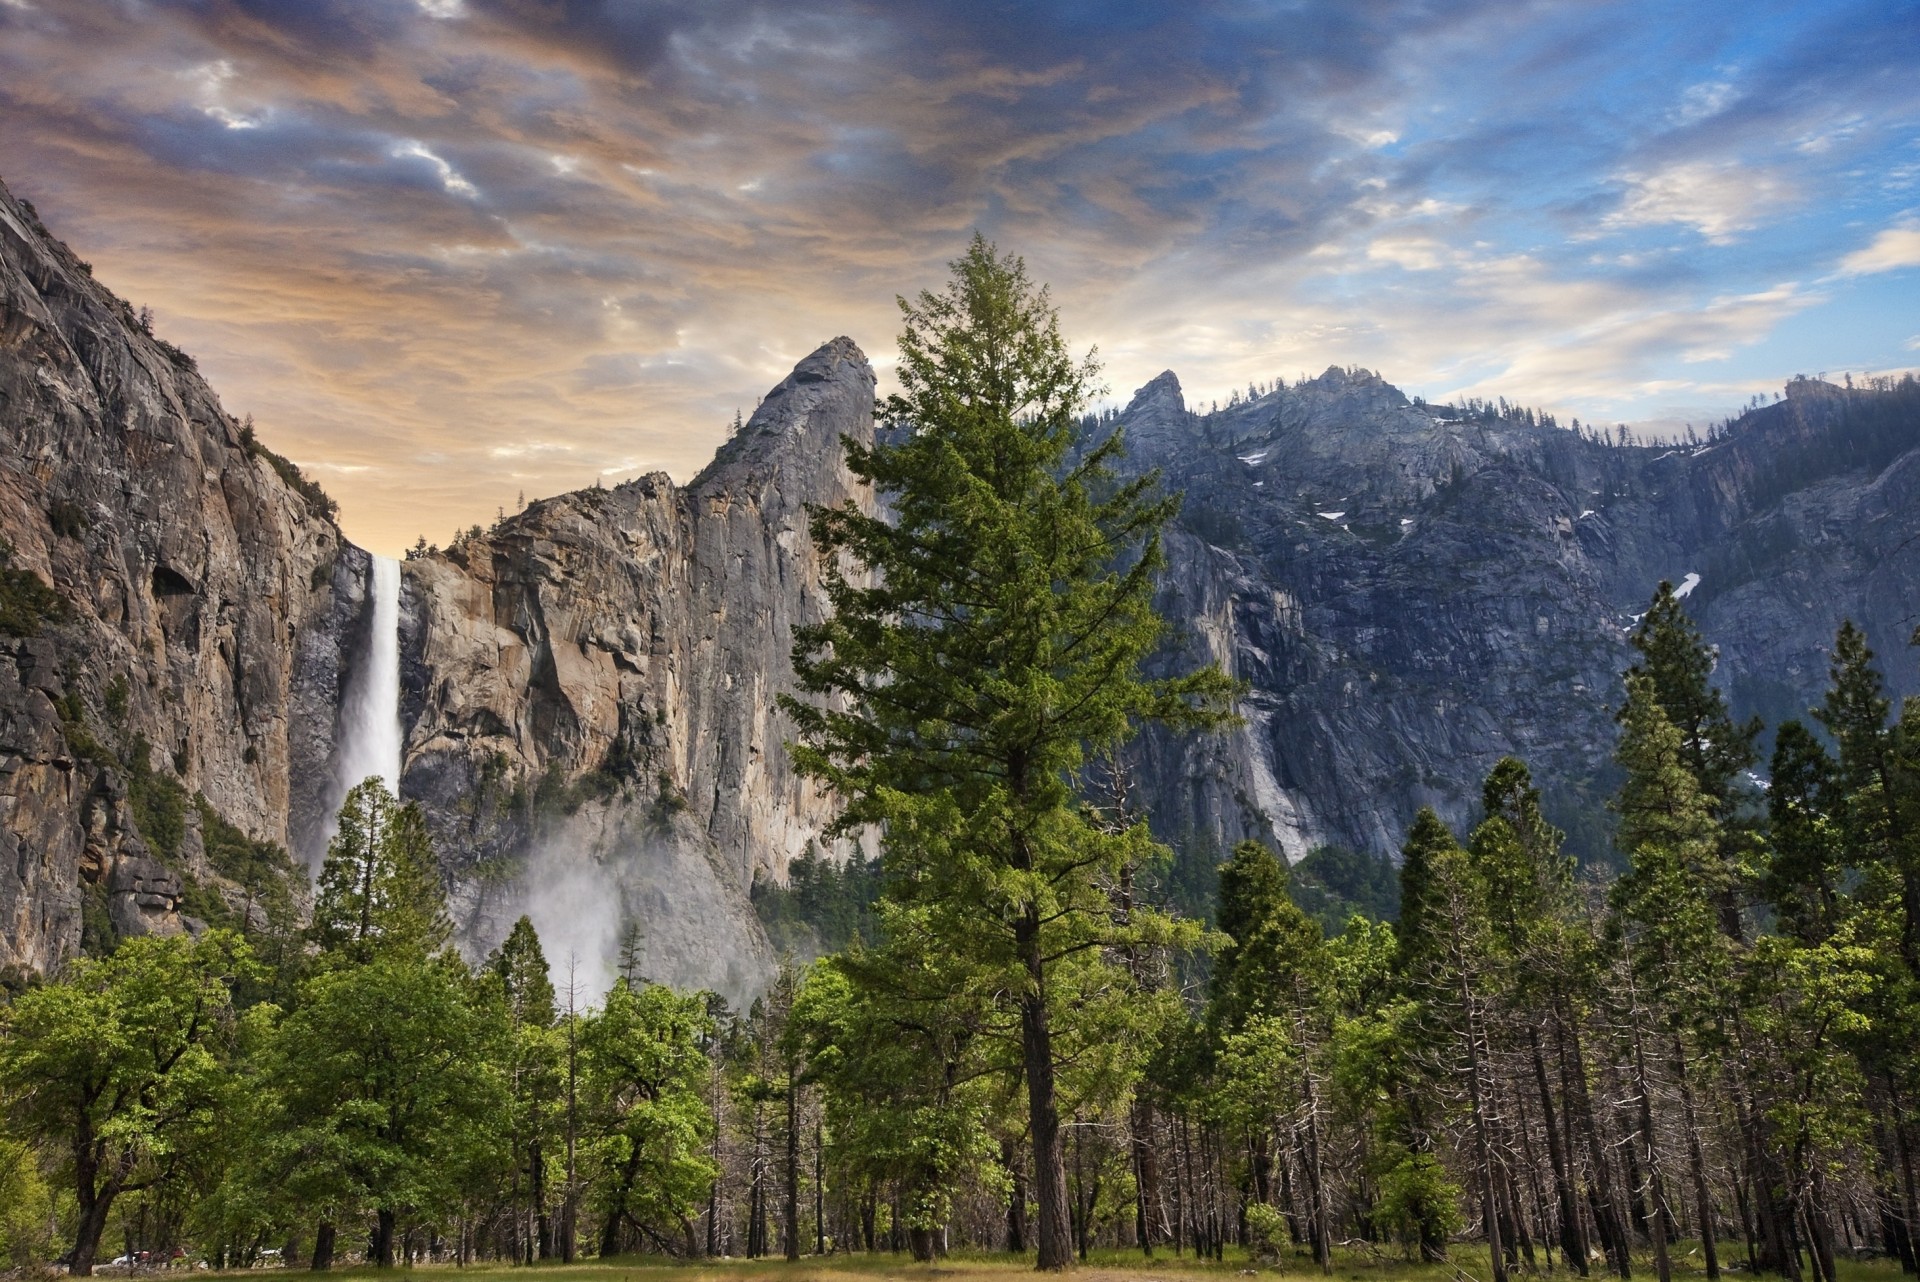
[489,916,561,1260]
[310,778,449,963]
[1208,840,1335,1271]
[1395,810,1508,1282]
[784,235,1233,1269]
[1630,581,1760,811]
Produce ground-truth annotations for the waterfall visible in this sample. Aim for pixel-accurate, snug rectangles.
[318,554,402,860]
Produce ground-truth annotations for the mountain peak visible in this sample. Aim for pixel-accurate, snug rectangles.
[692,337,875,494]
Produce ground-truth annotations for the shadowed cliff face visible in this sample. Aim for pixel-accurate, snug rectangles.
[1119,367,1920,868]
[0,177,349,973]
[393,338,878,998]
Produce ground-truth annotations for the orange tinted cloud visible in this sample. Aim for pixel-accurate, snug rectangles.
[2,0,1915,550]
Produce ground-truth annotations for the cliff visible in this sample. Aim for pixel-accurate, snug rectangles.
[0,177,353,974]
[1120,367,1920,865]
[394,338,878,995]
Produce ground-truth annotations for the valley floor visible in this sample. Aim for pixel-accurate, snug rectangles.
[185,1248,1909,1282]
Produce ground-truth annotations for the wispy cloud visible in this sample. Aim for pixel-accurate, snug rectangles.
[0,0,1914,552]
[1839,222,1920,275]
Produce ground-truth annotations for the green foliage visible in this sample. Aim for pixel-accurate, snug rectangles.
[0,1135,57,1268]
[0,931,258,1273]
[123,733,187,860]
[792,947,999,1240]
[0,537,69,637]
[783,235,1234,1265]
[1629,580,1759,812]
[580,979,716,1255]
[1212,840,1325,1033]
[752,846,883,957]
[238,419,338,520]
[193,794,300,926]
[1243,1200,1288,1262]
[1288,843,1399,932]
[310,777,450,963]
[1609,673,1727,1025]
[1375,1152,1465,1256]
[259,951,507,1255]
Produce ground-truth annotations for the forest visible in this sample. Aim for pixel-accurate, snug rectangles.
[2,240,1918,1282]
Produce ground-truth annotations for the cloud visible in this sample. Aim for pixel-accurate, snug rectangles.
[1603,161,1796,243]
[1839,223,1920,275]
[0,0,1914,551]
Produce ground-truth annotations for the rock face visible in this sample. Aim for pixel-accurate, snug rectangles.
[0,177,351,975]
[1118,367,1920,864]
[4,173,1919,996]
[393,339,878,996]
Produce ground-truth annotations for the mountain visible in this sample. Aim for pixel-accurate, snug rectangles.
[393,338,877,995]
[3,174,1917,994]
[1122,365,1920,867]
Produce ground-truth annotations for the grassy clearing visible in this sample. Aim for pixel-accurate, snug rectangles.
[255,1247,1910,1282]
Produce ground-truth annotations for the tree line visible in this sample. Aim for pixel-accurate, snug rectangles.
[3,238,1917,1278]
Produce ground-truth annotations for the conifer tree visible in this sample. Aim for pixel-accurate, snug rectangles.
[1628,582,1760,935]
[490,916,560,1260]
[1208,840,1334,1271]
[310,777,449,963]
[784,235,1233,1269]
[1610,675,1726,1282]
[1395,809,1508,1282]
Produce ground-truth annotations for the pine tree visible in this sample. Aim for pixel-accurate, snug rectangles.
[1610,675,1728,1282]
[784,235,1234,1269]
[1630,582,1759,806]
[1395,809,1508,1282]
[310,777,449,963]
[1209,841,1335,1271]
[490,916,560,1260]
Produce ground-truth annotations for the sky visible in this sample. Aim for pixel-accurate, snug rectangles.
[2,0,1918,556]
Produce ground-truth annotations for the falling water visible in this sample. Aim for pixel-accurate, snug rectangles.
[318,554,402,860]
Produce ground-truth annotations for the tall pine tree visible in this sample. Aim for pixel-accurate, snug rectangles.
[784,235,1233,1269]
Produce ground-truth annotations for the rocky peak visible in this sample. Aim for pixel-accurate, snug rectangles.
[1113,369,1191,461]
[693,336,875,496]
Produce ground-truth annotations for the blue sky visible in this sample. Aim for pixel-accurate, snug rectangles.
[2,0,1916,552]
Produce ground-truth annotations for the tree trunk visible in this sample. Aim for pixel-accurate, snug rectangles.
[1132,1096,1161,1256]
[69,1182,116,1277]
[312,1223,336,1272]
[1462,979,1508,1282]
[1565,1017,1631,1277]
[1533,1023,1590,1274]
[1018,906,1075,1270]
[374,1208,397,1270]
[785,1064,801,1261]
[1669,1034,1719,1279]
[1629,1022,1671,1282]
[1005,1138,1030,1252]
[1299,1050,1333,1275]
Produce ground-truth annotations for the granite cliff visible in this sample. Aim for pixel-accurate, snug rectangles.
[1121,366,1920,865]
[4,176,1918,995]
[392,339,878,995]
[0,176,352,977]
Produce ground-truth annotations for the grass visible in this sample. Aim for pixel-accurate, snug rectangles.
[218,1245,1912,1282]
